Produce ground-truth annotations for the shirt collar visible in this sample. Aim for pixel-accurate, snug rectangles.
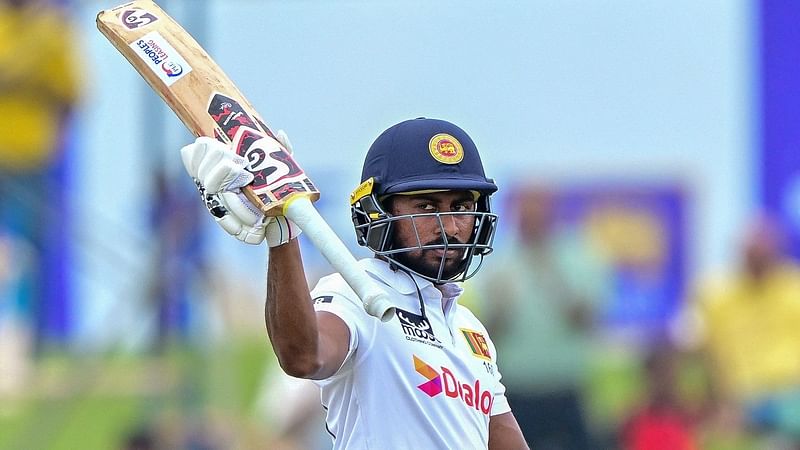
[440,283,463,321]
[360,258,461,299]
[359,258,432,295]
[360,258,464,322]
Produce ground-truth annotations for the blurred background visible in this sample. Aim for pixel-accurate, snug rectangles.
[2,0,800,448]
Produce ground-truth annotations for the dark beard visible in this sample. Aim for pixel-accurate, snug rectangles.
[392,246,469,281]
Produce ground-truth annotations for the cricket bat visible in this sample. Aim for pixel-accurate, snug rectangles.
[97,0,394,321]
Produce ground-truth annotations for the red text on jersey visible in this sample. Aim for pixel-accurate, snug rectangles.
[413,355,494,415]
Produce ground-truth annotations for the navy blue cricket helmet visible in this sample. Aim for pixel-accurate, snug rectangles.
[350,118,499,283]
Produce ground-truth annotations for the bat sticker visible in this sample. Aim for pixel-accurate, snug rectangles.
[128,31,192,86]
[207,92,317,203]
[208,93,260,140]
[272,181,311,199]
[120,7,159,30]
[229,128,305,188]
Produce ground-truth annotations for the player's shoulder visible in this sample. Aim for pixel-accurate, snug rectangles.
[311,258,391,309]
[454,302,489,333]
[453,302,499,361]
[311,272,361,306]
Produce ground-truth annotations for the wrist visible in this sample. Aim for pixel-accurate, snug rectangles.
[265,216,302,248]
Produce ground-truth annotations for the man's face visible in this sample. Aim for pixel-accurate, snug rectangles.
[742,219,784,277]
[386,190,477,280]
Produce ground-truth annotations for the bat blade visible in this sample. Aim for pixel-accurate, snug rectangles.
[96,0,319,214]
[97,0,394,321]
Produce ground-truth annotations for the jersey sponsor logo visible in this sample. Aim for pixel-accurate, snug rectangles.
[428,133,464,164]
[129,31,192,87]
[414,355,443,396]
[460,328,492,360]
[413,355,494,415]
[396,308,442,349]
[313,295,333,305]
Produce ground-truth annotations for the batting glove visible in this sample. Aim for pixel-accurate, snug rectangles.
[180,132,302,247]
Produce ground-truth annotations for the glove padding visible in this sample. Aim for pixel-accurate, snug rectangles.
[180,132,301,246]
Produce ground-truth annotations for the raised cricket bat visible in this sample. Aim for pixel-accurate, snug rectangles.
[97,0,394,321]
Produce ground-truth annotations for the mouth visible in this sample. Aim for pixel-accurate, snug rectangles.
[432,248,463,259]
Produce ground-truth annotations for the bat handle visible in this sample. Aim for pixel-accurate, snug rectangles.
[284,195,395,322]
[242,186,265,212]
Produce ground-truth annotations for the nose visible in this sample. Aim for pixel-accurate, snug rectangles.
[439,214,460,240]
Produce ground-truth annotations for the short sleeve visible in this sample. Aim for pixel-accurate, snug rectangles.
[311,273,376,382]
[488,338,512,416]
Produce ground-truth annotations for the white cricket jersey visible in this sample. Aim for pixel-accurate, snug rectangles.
[311,258,511,450]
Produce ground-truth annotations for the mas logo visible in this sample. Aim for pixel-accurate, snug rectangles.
[460,328,491,360]
[413,355,494,415]
[428,133,464,164]
[397,308,442,349]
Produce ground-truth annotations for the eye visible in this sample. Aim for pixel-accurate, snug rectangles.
[453,201,476,212]
[416,202,436,212]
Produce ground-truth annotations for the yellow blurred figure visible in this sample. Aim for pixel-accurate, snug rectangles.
[690,217,800,402]
[679,215,800,447]
[0,0,80,169]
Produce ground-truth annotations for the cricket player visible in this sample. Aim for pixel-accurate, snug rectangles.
[181,118,529,449]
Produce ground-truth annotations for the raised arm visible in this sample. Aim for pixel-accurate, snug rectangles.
[179,135,351,380]
[265,239,351,379]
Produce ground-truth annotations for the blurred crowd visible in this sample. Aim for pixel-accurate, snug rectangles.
[3,1,800,450]
[465,186,800,450]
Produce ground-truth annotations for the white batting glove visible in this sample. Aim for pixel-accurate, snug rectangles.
[180,132,301,247]
[181,136,252,192]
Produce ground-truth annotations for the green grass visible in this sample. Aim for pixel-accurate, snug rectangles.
[0,339,277,450]
[0,390,146,450]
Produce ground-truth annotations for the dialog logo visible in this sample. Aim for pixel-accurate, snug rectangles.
[412,355,494,415]
[414,355,443,397]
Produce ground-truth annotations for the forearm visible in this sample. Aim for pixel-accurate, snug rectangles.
[265,240,321,377]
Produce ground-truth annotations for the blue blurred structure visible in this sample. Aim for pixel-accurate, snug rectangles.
[760,0,800,259]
